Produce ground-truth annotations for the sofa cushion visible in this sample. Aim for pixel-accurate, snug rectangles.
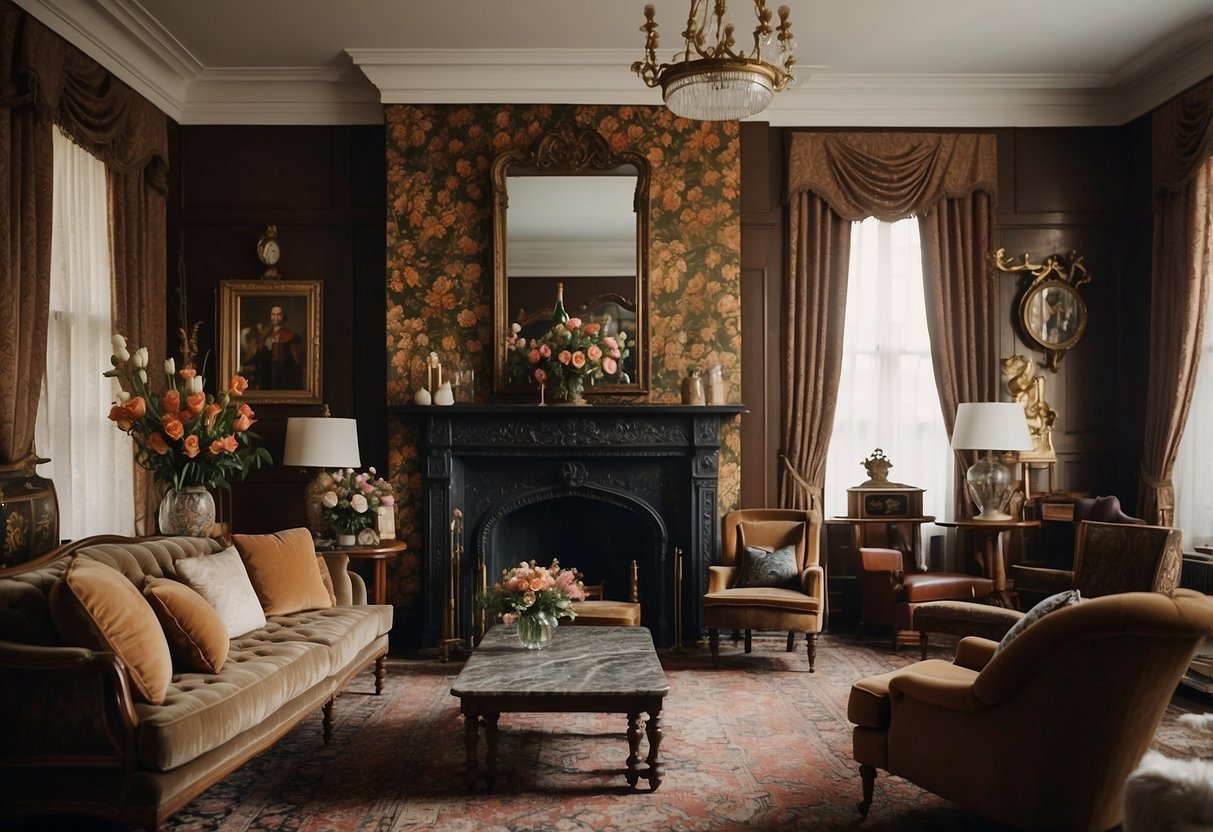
[143,576,229,674]
[317,555,337,606]
[50,558,173,705]
[175,546,267,638]
[134,636,331,771]
[132,604,392,771]
[232,528,332,616]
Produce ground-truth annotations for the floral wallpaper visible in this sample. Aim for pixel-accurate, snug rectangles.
[382,104,740,613]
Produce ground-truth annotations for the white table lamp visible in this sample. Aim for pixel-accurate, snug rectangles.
[283,416,361,535]
[951,402,1035,521]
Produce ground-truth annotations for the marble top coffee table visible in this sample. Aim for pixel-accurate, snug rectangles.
[450,624,669,792]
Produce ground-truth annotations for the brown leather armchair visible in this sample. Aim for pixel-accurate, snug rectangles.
[849,589,1213,830]
[703,508,823,670]
[857,546,992,648]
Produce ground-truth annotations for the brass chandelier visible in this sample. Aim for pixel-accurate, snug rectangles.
[632,0,796,121]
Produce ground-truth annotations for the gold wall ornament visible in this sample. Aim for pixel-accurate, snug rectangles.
[632,0,796,121]
[994,247,1092,372]
[1001,355,1056,462]
[256,224,281,279]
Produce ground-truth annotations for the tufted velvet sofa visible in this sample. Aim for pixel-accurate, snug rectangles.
[0,534,393,830]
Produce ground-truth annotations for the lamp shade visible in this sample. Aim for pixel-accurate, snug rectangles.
[282,417,361,469]
[950,402,1035,452]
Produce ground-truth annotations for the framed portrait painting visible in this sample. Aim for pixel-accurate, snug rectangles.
[219,281,322,404]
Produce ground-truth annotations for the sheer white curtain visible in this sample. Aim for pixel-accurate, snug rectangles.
[35,129,135,540]
[824,217,954,561]
[1174,169,1213,548]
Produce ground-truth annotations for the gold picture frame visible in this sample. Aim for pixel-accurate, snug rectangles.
[219,280,322,404]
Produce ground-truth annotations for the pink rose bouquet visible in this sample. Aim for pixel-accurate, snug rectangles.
[475,559,587,623]
[504,318,631,403]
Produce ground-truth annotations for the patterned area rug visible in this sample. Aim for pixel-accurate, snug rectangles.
[13,633,1212,831]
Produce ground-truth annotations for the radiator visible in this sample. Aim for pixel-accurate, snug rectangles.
[1181,555,1213,594]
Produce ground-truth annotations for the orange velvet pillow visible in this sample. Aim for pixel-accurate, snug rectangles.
[49,557,173,704]
[143,576,230,673]
[317,555,337,606]
[232,528,333,615]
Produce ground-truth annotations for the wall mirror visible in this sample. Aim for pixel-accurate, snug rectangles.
[492,123,651,395]
[994,248,1092,372]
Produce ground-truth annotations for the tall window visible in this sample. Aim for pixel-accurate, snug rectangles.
[1174,164,1213,549]
[824,217,953,560]
[35,129,135,540]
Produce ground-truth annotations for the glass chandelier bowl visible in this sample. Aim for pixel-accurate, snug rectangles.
[632,1,796,121]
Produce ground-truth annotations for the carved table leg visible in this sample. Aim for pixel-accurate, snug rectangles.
[374,655,387,695]
[858,763,876,817]
[645,708,664,791]
[484,712,500,791]
[625,712,642,787]
[322,696,335,744]
[463,712,480,791]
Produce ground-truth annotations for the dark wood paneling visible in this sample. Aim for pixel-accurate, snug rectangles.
[168,124,387,534]
[741,125,1153,594]
[739,121,784,510]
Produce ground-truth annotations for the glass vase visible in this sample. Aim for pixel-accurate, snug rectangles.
[515,610,558,649]
[158,487,216,537]
[553,377,587,406]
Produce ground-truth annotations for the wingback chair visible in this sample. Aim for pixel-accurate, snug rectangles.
[703,508,822,670]
[848,589,1213,831]
[914,520,1184,658]
[856,546,993,649]
[1014,494,1146,607]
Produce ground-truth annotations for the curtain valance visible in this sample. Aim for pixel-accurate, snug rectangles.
[787,132,997,223]
[1154,77,1213,193]
[0,2,167,191]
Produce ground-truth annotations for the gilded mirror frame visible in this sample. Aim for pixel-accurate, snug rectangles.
[491,123,651,396]
[994,248,1092,372]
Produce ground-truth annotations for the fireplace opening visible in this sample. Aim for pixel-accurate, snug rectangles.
[478,489,669,643]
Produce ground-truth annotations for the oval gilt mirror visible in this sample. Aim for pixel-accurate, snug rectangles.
[491,124,651,396]
[994,248,1092,372]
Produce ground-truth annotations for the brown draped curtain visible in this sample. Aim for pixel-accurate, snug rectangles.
[782,132,998,515]
[0,1,169,533]
[1139,77,1213,525]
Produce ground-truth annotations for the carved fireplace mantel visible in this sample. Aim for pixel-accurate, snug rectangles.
[401,403,743,648]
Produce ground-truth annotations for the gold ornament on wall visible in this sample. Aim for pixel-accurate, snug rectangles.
[256,224,281,279]
[994,248,1092,372]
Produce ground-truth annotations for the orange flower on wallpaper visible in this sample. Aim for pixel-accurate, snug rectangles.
[383,103,743,611]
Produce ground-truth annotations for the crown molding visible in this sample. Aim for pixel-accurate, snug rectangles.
[14,6,1213,127]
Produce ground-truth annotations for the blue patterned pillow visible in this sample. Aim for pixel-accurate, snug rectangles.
[994,589,1080,654]
[736,544,799,589]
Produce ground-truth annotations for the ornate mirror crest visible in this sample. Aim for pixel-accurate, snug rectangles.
[994,248,1092,372]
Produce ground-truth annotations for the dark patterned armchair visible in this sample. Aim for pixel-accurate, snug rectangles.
[914,520,1184,656]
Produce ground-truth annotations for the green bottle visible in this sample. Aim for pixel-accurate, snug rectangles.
[551,282,570,326]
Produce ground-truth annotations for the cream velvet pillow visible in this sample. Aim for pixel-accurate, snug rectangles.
[233,528,333,615]
[49,557,173,704]
[175,546,267,638]
[143,576,230,673]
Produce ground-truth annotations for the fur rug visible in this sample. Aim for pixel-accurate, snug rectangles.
[1124,713,1213,832]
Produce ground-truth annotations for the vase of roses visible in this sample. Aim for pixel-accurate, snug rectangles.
[319,468,394,546]
[504,318,630,405]
[475,559,587,649]
[104,333,272,536]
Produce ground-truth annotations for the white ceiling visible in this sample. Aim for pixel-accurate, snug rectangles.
[17,0,1213,127]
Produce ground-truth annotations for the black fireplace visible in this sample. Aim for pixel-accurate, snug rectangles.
[406,403,742,647]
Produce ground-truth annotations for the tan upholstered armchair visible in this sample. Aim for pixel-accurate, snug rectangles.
[703,508,823,670]
[849,590,1213,830]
